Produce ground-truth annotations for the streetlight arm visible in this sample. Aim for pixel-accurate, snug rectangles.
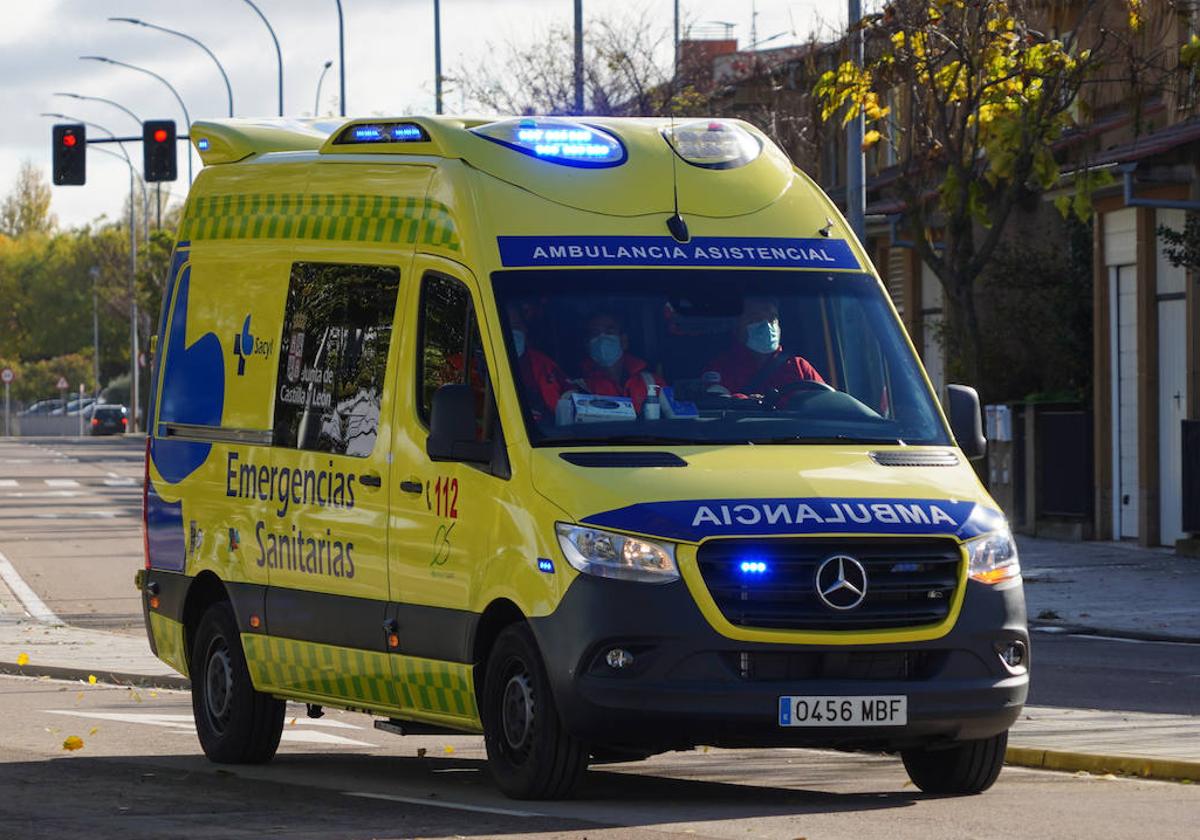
[108,17,234,118]
[79,57,191,133]
[41,111,134,170]
[53,92,141,128]
[241,0,284,116]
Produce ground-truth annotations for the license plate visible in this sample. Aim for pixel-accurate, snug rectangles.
[778,695,907,727]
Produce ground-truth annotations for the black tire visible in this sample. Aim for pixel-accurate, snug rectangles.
[901,730,1008,795]
[190,601,285,764]
[481,623,587,799]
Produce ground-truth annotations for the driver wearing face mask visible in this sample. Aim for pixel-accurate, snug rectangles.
[579,311,665,414]
[702,297,824,397]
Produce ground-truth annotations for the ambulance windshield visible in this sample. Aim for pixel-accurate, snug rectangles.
[493,270,951,447]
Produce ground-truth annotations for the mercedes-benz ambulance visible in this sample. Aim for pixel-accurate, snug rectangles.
[140,114,1027,800]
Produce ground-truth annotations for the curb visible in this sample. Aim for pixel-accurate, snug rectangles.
[0,661,189,691]
[1029,621,1200,645]
[1006,745,1200,783]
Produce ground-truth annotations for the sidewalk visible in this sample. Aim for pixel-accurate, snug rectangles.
[1018,536,1200,642]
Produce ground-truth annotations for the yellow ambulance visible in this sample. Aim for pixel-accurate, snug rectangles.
[141,115,1027,799]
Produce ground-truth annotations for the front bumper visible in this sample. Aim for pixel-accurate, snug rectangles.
[529,573,1028,752]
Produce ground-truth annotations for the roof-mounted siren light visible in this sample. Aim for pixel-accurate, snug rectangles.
[664,120,761,170]
[333,122,431,145]
[472,117,626,168]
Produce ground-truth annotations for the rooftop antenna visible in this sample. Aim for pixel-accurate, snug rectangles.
[665,114,689,243]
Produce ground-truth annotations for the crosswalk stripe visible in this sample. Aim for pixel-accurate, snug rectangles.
[44,479,80,488]
[0,480,17,488]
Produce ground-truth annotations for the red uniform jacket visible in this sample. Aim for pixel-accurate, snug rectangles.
[517,347,572,415]
[703,343,824,395]
[580,354,665,414]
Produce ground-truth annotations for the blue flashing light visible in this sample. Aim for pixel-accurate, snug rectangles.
[196,138,210,151]
[739,560,768,575]
[537,558,555,574]
[472,117,626,168]
[335,122,430,146]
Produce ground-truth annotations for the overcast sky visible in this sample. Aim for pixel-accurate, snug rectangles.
[0,0,844,229]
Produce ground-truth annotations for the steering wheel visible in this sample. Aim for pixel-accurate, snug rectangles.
[764,379,834,409]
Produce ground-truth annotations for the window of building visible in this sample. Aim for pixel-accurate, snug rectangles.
[273,262,401,457]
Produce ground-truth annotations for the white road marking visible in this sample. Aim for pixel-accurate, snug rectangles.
[103,477,136,487]
[1067,633,1199,648]
[0,550,62,625]
[44,479,80,488]
[33,510,120,519]
[45,710,373,746]
[3,490,80,498]
[0,479,17,488]
[344,791,543,818]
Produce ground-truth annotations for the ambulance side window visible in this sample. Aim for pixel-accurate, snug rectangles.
[418,273,493,440]
[273,262,401,457]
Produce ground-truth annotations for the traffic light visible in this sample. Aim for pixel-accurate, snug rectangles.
[52,124,86,185]
[142,120,177,182]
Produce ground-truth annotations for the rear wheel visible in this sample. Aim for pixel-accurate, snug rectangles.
[901,731,1008,795]
[190,601,285,764]
[481,624,587,799]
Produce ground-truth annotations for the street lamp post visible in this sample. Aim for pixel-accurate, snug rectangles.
[846,0,865,242]
[315,60,333,116]
[434,0,443,115]
[573,0,584,114]
[40,113,142,432]
[89,266,100,396]
[108,17,234,118]
[80,56,194,184]
[242,0,284,116]
[336,0,346,116]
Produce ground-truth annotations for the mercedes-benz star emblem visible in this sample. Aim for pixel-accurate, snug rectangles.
[815,555,868,610]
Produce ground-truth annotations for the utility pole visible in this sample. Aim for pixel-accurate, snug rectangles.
[846,0,866,242]
[128,170,139,433]
[90,267,101,395]
[434,0,443,115]
[573,0,584,114]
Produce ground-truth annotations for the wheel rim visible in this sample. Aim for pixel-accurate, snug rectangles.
[203,635,235,736]
[498,660,535,763]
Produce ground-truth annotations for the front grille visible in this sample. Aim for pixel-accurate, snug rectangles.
[723,649,946,682]
[696,538,962,631]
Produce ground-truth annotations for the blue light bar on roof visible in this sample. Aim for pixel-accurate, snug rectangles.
[333,122,429,145]
[472,117,625,168]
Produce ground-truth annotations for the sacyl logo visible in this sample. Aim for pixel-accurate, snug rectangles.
[232,315,273,375]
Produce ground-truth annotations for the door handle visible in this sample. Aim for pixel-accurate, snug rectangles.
[359,473,382,488]
[400,480,423,495]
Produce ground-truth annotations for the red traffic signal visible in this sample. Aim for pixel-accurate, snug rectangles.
[52,124,86,185]
[142,120,177,182]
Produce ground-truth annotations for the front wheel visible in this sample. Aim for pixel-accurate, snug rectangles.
[190,601,285,764]
[901,731,1008,795]
[481,624,587,799]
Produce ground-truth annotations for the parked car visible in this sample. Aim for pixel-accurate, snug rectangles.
[18,398,63,416]
[51,397,96,416]
[89,404,127,435]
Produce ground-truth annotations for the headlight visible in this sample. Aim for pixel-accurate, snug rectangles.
[555,523,679,583]
[966,526,1021,584]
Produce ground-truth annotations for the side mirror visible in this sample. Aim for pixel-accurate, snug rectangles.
[947,384,987,461]
[426,383,492,463]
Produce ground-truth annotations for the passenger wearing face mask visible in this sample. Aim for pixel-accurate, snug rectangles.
[578,311,665,414]
[702,297,824,397]
[507,305,573,419]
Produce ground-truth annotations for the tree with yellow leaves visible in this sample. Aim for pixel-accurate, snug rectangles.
[814,0,1149,386]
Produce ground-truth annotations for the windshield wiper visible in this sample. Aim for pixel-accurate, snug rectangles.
[752,434,906,445]
[548,434,702,446]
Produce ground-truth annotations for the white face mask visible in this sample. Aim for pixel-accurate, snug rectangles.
[588,333,623,368]
[745,319,781,354]
[512,328,526,358]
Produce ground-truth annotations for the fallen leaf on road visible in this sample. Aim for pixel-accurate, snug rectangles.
[417,748,427,758]
[149,691,158,698]
[129,689,143,703]
[62,736,84,751]
[44,727,60,734]
[16,653,29,666]
[443,745,455,754]
[88,727,99,736]
[75,692,84,704]
[289,718,297,726]
[87,675,97,685]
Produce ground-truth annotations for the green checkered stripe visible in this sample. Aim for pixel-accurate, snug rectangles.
[242,634,400,710]
[149,613,188,678]
[394,654,478,720]
[241,634,478,723]
[178,193,461,250]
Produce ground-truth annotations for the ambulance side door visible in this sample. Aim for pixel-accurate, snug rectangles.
[257,259,403,707]
[388,258,505,712]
